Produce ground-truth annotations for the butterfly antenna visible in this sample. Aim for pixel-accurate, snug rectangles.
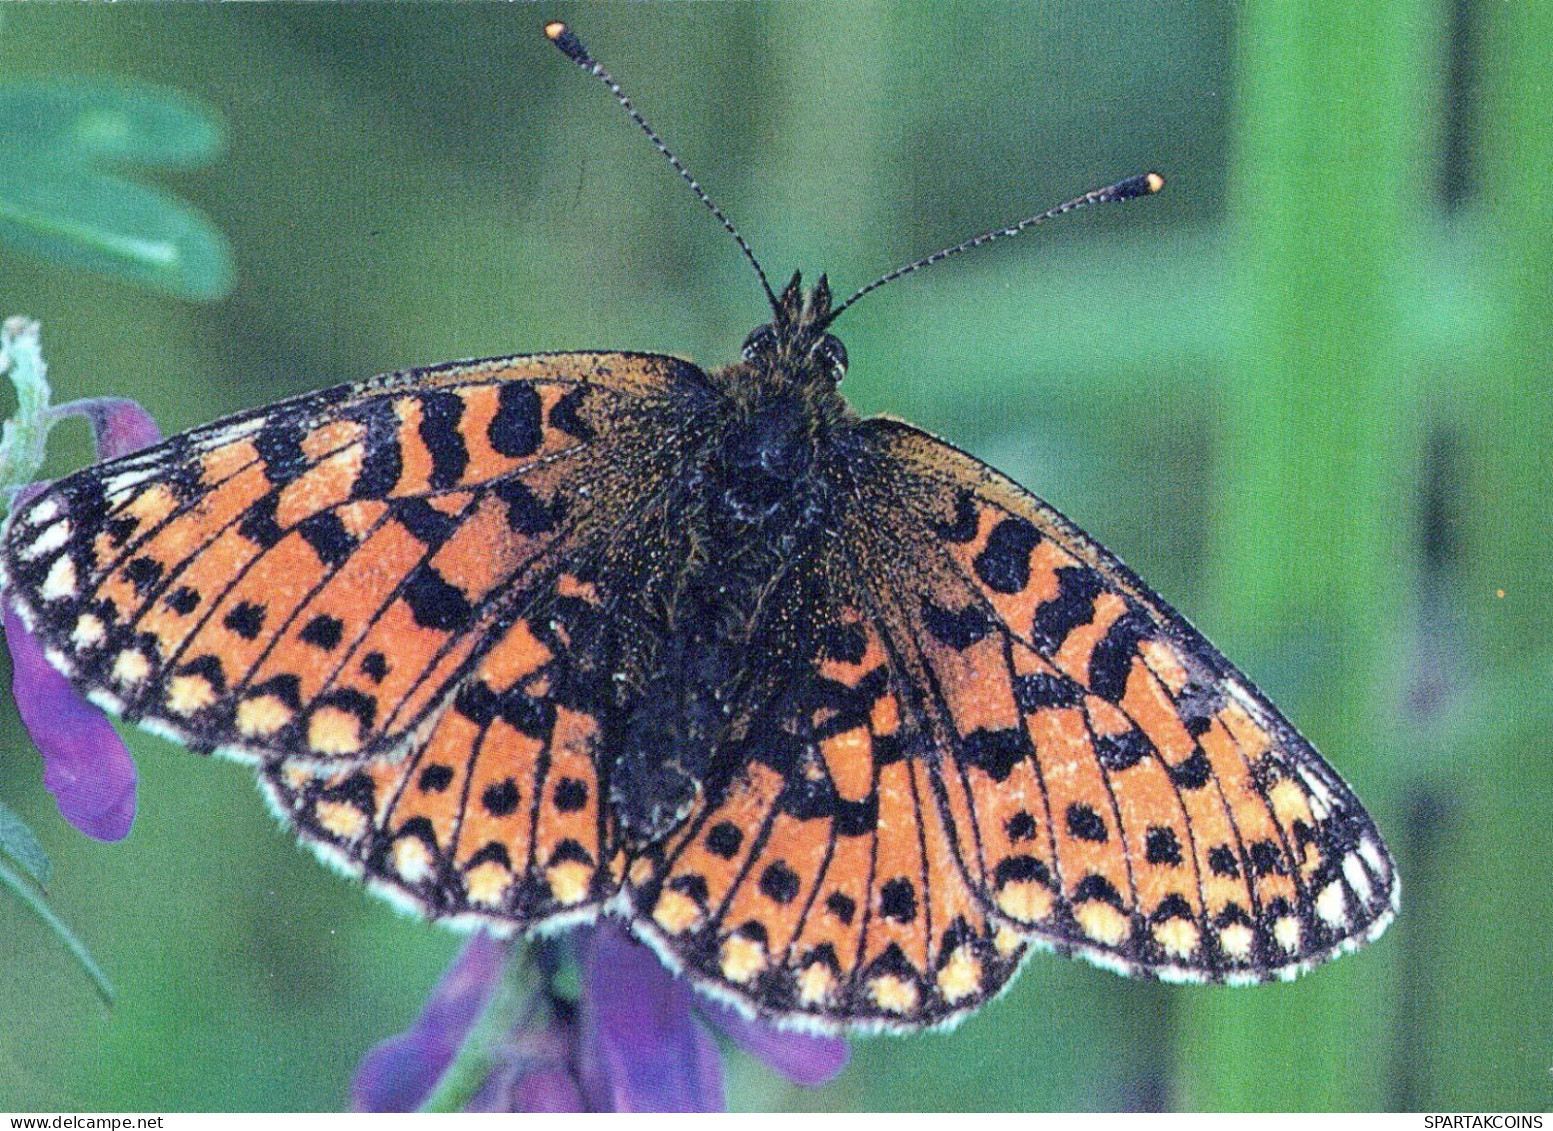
[545,21,779,314]
[824,172,1164,327]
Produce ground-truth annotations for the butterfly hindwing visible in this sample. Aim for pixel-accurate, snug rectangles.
[627,585,1028,1031]
[259,570,627,928]
[852,419,1399,983]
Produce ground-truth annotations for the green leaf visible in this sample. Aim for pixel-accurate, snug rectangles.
[0,799,52,890]
[0,80,222,167]
[0,80,233,300]
[0,855,114,1005]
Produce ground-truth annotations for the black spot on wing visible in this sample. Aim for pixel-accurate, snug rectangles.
[959,727,1030,782]
[254,421,308,486]
[1094,727,1151,772]
[1030,566,1104,653]
[1145,825,1183,866]
[223,601,266,641]
[1088,608,1151,702]
[417,390,469,490]
[759,861,801,905]
[922,597,994,650]
[973,516,1041,595]
[553,777,588,813]
[124,556,164,597]
[418,764,454,793]
[1013,670,1085,712]
[401,564,473,631]
[351,400,403,500]
[934,488,979,543]
[237,493,283,549]
[1066,803,1109,843]
[300,614,344,651]
[706,822,743,860]
[392,498,459,551]
[494,478,563,535]
[548,386,595,441]
[166,586,201,615]
[482,778,521,817]
[297,511,355,569]
[489,383,543,458]
[879,877,918,923]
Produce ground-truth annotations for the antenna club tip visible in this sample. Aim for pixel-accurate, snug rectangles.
[544,20,590,63]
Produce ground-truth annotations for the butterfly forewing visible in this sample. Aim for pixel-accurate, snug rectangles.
[2,352,697,768]
[850,419,1399,983]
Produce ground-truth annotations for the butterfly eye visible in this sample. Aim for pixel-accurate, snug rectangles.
[811,334,848,382]
[741,324,779,363]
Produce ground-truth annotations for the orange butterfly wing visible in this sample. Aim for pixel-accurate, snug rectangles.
[851,419,1398,983]
[627,596,1027,1031]
[3,351,706,929]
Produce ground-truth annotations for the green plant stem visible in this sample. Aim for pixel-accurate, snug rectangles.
[0,856,113,1005]
[0,316,53,498]
[1418,2,1553,1107]
[419,944,535,1113]
[1173,0,1441,1110]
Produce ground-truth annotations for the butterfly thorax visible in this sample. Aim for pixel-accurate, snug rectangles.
[607,276,859,844]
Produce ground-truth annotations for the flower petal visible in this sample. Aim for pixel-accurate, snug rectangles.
[59,396,162,460]
[698,997,851,1088]
[578,924,725,1112]
[351,933,508,1113]
[4,598,136,842]
[468,1032,587,1116]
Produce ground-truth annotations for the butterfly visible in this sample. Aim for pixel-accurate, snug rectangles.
[0,22,1396,1032]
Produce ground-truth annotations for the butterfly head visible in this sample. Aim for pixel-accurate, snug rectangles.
[741,270,849,387]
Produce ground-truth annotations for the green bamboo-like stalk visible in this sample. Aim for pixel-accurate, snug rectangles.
[1174,0,1442,1110]
[1415,3,1553,1108]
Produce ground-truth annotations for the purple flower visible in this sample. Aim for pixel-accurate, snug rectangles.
[353,922,850,1113]
[2,397,160,842]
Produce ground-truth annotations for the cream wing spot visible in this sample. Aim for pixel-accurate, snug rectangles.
[103,467,156,499]
[651,889,702,935]
[867,974,919,1015]
[392,837,434,884]
[993,925,1024,958]
[41,555,78,601]
[26,497,61,525]
[996,880,1054,923]
[1342,852,1374,904]
[1153,918,1200,959]
[315,800,370,842]
[797,961,837,1006]
[1218,921,1255,960]
[1274,915,1301,953]
[464,861,512,907]
[719,934,767,984]
[1358,837,1388,880]
[166,673,218,716]
[238,694,294,738]
[935,947,984,1004]
[1316,880,1349,926]
[71,614,107,649]
[546,860,591,906]
[20,520,70,561]
[1075,901,1129,946]
[112,648,151,686]
[308,706,364,755]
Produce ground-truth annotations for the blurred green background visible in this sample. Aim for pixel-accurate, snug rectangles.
[1,1,1548,1113]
